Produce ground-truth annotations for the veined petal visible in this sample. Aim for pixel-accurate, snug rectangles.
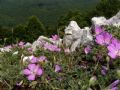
[37,68,43,76]
[107,44,117,53]
[108,80,120,89]
[23,69,31,75]
[55,64,61,72]
[28,64,36,71]
[27,74,35,81]
[95,35,104,45]
[108,52,117,59]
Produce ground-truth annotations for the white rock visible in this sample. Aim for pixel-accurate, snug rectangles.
[24,42,32,47]
[32,36,47,51]
[92,11,120,27]
[32,35,62,51]
[63,21,93,52]
[92,17,107,26]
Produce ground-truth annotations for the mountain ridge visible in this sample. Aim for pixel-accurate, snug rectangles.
[0,0,99,27]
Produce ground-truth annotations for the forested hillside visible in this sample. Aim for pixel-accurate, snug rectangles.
[0,0,98,27]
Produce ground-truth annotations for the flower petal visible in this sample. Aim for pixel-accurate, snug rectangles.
[23,69,31,75]
[107,44,117,53]
[108,52,117,59]
[27,74,35,81]
[108,80,120,89]
[55,64,61,72]
[109,87,118,90]
[37,68,43,76]
[28,64,36,71]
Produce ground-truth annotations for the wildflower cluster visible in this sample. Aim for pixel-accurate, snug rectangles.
[22,35,62,81]
[95,26,120,59]
[0,29,120,90]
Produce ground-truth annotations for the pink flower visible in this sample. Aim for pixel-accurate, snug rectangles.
[29,55,38,63]
[95,26,104,35]
[109,87,118,90]
[38,56,47,62]
[107,39,120,59]
[108,80,120,89]
[84,45,91,54]
[18,41,25,48]
[5,45,12,49]
[44,43,61,52]
[51,35,59,41]
[95,32,113,46]
[55,64,61,72]
[23,64,43,81]
[101,66,108,75]
[27,48,33,53]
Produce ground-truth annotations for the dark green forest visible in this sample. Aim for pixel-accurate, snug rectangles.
[0,0,120,45]
[0,0,98,27]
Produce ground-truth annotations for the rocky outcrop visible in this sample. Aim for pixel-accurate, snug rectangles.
[32,36,62,51]
[1,11,120,53]
[31,21,93,52]
[23,11,120,52]
[63,21,93,52]
[92,11,120,27]
[107,11,120,27]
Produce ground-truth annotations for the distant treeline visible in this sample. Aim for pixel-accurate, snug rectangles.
[0,0,120,45]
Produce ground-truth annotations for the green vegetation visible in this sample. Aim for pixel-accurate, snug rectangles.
[0,0,120,45]
[0,26,120,90]
[0,0,120,89]
[0,0,98,27]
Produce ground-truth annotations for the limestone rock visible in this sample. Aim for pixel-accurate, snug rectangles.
[24,42,32,47]
[92,17,107,26]
[32,36,49,51]
[32,36,62,51]
[92,11,120,27]
[63,21,93,52]
[107,11,120,27]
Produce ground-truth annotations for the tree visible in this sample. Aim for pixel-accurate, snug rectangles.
[57,0,120,33]
[57,10,88,31]
[94,0,120,18]
[13,24,27,42]
[26,16,46,42]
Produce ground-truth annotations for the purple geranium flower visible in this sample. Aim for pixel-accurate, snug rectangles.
[109,87,118,90]
[95,26,104,35]
[23,64,43,81]
[44,43,61,52]
[27,48,33,52]
[95,31,113,46]
[5,45,12,49]
[101,66,108,75]
[38,56,47,62]
[29,55,38,63]
[107,39,120,59]
[51,35,59,41]
[108,80,120,89]
[55,64,61,72]
[18,41,25,48]
[84,45,91,54]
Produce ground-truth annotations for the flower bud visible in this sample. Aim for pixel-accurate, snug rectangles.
[106,56,110,62]
[117,70,120,78]
[89,76,97,86]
